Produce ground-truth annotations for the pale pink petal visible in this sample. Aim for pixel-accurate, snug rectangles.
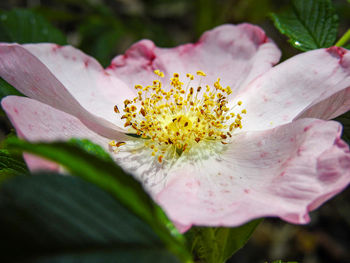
[298,86,350,120]
[238,47,350,131]
[2,96,111,170]
[23,44,136,126]
[113,144,172,195]
[107,24,281,93]
[107,39,159,87]
[296,47,350,120]
[22,154,60,173]
[157,119,350,230]
[0,44,129,140]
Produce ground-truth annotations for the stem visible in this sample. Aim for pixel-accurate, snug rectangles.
[335,29,350,47]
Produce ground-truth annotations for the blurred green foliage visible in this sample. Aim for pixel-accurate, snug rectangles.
[1,0,347,66]
[0,8,66,44]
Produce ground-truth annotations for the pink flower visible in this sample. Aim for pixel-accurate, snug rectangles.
[1,24,350,232]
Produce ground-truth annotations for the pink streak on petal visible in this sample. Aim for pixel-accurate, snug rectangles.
[0,44,128,140]
[2,96,111,171]
[239,48,350,131]
[157,119,350,228]
[107,24,281,94]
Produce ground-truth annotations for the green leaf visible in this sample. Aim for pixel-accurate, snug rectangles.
[186,219,262,263]
[68,138,113,161]
[270,0,338,51]
[0,169,18,184]
[334,111,350,144]
[5,137,191,263]
[0,8,66,44]
[6,137,156,225]
[0,149,28,174]
[0,173,182,263]
[0,77,24,99]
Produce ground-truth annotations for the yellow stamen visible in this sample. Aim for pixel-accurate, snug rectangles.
[111,70,246,162]
[196,70,206,76]
[114,105,120,113]
[186,73,194,80]
[154,69,165,78]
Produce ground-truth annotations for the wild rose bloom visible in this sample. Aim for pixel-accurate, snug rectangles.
[1,24,350,231]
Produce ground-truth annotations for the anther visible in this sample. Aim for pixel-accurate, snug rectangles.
[196,70,206,76]
[114,105,120,113]
[186,73,194,80]
[124,99,131,107]
[140,108,146,117]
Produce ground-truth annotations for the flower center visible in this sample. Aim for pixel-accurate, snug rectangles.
[110,70,246,163]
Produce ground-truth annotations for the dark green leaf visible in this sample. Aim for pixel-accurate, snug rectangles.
[0,173,181,263]
[6,137,155,223]
[0,8,66,44]
[5,137,191,262]
[186,219,262,263]
[6,138,156,225]
[270,0,338,51]
[0,168,18,184]
[0,149,28,174]
[334,111,350,144]
[0,77,24,99]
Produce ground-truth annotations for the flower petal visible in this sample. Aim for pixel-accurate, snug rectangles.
[23,44,136,125]
[107,24,281,93]
[2,96,111,170]
[107,39,158,87]
[22,153,60,173]
[0,44,130,140]
[157,119,350,229]
[239,47,350,131]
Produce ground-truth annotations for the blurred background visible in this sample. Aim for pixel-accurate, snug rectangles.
[0,0,349,262]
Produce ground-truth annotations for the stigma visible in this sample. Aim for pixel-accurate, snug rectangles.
[110,70,246,163]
